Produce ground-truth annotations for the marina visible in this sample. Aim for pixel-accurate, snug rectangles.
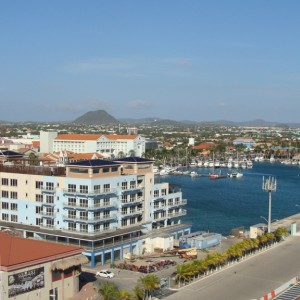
[157,161,300,235]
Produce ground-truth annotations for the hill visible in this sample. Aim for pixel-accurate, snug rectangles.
[73,110,120,125]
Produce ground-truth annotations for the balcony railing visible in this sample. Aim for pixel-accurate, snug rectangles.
[167,199,187,207]
[121,197,143,205]
[40,211,55,218]
[63,201,117,210]
[168,209,187,218]
[40,187,56,194]
[63,188,117,197]
[153,214,167,221]
[121,209,143,217]
[63,214,118,223]
[41,201,55,207]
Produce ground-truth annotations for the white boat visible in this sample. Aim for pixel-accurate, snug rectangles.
[229,171,243,178]
[227,161,233,168]
[190,171,198,177]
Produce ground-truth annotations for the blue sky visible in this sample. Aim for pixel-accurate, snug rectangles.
[1,1,300,123]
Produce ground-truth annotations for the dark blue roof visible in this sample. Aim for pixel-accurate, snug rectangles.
[0,150,23,157]
[113,157,154,163]
[67,159,120,167]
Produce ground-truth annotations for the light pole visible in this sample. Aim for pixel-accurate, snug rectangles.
[262,176,277,233]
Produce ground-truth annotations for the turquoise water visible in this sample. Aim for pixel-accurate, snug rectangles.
[161,162,300,235]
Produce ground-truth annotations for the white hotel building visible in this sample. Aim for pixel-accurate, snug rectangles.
[40,131,146,158]
[0,155,190,267]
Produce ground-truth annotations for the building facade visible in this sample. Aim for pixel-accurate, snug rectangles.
[0,157,190,268]
[44,133,146,158]
[0,231,86,300]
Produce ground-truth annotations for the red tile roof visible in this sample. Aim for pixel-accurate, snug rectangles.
[0,231,82,269]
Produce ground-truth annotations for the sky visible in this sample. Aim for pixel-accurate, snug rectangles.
[1,1,300,123]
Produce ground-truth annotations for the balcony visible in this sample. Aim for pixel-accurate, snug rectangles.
[121,197,143,206]
[153,214,167,222]
[40,211,55,218]
[63,188,117,197]
[121,185,144,194]
[63,201,117,210]
[63,214,117,223]
[40,224,55,230]
[167,199,187,208]
[121,209,143,217]
[41,187,56,194]
[41,201,55,207]
[168,209,187,218]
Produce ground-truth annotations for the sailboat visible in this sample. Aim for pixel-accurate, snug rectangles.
[209,152,228,179]
[229,151,243,178]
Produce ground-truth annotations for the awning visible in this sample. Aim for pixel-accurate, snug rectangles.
[51,254,89,271]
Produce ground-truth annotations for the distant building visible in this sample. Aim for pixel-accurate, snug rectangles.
[233,138,255,150]
[40,132,146,158]
[0,230,87,300]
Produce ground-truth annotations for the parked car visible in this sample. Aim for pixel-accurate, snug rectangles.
[96,270,115,278]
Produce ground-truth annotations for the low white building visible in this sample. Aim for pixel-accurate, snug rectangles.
[40,132,146,158]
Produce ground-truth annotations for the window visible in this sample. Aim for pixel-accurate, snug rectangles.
[79,198,88,208]
[46,182,54,191]
[1,178,8,185]
[122,195,127,202]
[154,190,159,197]
[10,192,18,199]
[103,167,109,173]
[121,219,127,226]
[2,191,9,198]
[68,210,76,218]
[68,222,76,231]
[130,194,136,202]
[121,207,127,215]
[80,185,88,194]
[36,181,43,189]
[1,202,9,210]
[68,197,76,206]
[49,287,58,300]
[36,218,42,225]
[36,194,43,202]
[94,184,101,192]
[36,206,42,214]
[80,224,88,232]
[103,198,110,206]
[103,222,110,230]
[10,179,17,187]
[79,211,88,220]
[111,166,118,172]
[122,182,128,190]
[10,203,18,211]
[130,181,136,189]
[162,189,167,196]
[103,184,110,192]
[68,184,76,192]
[46,195,54,204]
[103,210,110,218]
[11,214,18,222]
[2,213,9,221]
[130,217,135,225]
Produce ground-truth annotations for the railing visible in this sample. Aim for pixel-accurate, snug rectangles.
[63,188,117,197]
[40,211,55,218]
[63,201,117,209]
[40,187,56,193]
[121,209,143,217]
[153,214,167,221]
[168,209,187,218]
[63,214,117,223]
[41,201,55,207]
[121,197,143,205]
[167,199,187,207]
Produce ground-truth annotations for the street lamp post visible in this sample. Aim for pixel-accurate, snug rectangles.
[262,176,277,233]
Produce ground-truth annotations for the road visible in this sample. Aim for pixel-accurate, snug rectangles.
[164,235,300,300]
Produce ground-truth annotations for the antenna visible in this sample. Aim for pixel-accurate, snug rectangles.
[262,176,277,233]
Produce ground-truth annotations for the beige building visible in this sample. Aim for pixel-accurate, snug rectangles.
[0,231,87,300]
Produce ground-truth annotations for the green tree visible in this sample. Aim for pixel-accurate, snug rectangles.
[137,274,160,299]
[98,282,120,300]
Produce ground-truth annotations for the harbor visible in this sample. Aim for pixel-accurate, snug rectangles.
[157,161,300,236]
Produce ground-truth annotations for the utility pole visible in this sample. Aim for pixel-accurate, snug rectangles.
[262,176,277,233]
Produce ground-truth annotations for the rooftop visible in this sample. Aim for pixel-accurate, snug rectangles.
[0,231,82,269]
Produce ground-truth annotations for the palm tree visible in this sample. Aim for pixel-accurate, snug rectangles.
[137,274,160,299]
[132,285,144,300]
[274,227,289,241]
[98,282,120,300]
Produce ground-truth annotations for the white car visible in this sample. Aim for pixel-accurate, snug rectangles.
[96,270,115,278]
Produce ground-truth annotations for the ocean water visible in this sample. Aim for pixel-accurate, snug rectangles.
[160,162,300,235]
